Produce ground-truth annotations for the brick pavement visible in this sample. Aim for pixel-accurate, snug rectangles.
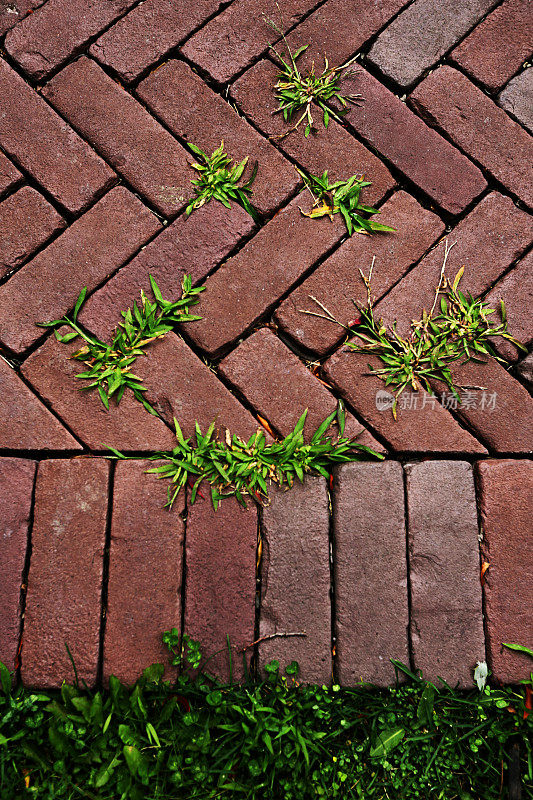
[0,0,531,688]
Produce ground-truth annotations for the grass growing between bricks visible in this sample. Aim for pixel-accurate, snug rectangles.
[1,637,532,799]
[185,142,259,221]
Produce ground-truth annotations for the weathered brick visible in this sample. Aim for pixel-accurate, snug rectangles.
[367,0,498,88]
[185,498,257,682]
[0,186,65,278]
[375,193,533,336]
[333,461,409,685]
[274,190,444,356]
[138,333,261,440]
[432,358,533,454]
[21,327,177,452]
[91,0,224,83]
[476,459,533,682]
[181,0,320,84]
[104,460,185,684]
[411,66,533,207]
[0,186,160,354]
[219,327,369,442]
[259,478,331,683]
[231,58,394,198]
[277,0,408,72]
[451,0,532,91]
[21,458,109,687]
[137,59,298,216]
[499,67,533,134]
[0,58,115,214]
[79,201,255,341]
[516,351,533,388]
[4,0,137,80]
[406,460,484,685]
[0,458,35,672]
[484,250,533,362]
[0,150,22,199]
[187,195,346,357]
[338,67,486,214]
[0,0,45,36]
[43,58,193,218]
[0,357,81,451]
[323,350,487,454]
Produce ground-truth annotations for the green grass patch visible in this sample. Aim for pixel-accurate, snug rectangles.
[186,141,259,220]
[1,636,531,798]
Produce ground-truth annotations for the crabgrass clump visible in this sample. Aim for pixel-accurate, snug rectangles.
[297,167,396,236]
[186,141,258,220]
[266,15,362,138]
[109,403,383,510]
[304,244,525,416]
[40,275,204,415]
[0,638,531,799]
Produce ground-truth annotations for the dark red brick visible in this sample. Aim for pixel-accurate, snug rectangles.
[0,357,81,451]
[0,458,35,672]
[323,350,487,454]
[338,67,486,214]
[219,327,371,442]
[476,459,533,682]
[432,358,533,454]
[367,0,498,88]
[451,0,532,91]
[333,461,409,685]
[181,0,321,84]
[137,59,298,216]
[187,195,346,357]
[4,0,137,80]
[42,57,193,218]
[484,250,533,362]
[499,67,533,134]
[139,333,261,440]
[185,498,257,682]
[277,0,408,73]
[21,458,109,687]
[231,58,395,198]
[0,186,65,278]
[259,478,331,683]
[411,66,533,207]
[274,190,444,356]
[376,193,533,336]
[0,186,160,354]
[0,58,115,214]
[90,0,225,83]
[79,201,255,341]
[516,352,533,388]
[0,0,45,36]
[21,327,177,452]
[0,150,22,199]
[104,460,185,684]
[406,460,484,685]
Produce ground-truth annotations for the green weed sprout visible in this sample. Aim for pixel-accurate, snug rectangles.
[186,141,258,220]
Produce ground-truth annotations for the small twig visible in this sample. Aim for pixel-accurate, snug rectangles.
[239,631,307,653]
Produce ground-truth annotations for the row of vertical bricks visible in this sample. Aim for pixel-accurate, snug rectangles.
[1,457,531,687]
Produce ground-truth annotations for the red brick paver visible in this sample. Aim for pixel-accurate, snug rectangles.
[43,57,194,219]
[476,460,533,683]
[0,0,45,36]
[0,186,160,354]
[0,458,35,672]
[21,458,109,687]
[0,186,65,279]
[411,66,533,207]
[484,249,533,362]
[185,498,257,682]
[259,478,331,683]
[450,0,532,91]
[0,58,115,214]
[367,0,498,88]
[499,68,533,134]
[406,461,485,686]
[333,462,409,685]
[104,460,185,684]
[0,150,23,199]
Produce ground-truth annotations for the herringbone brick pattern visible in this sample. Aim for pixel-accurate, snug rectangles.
[0,0,531,687]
